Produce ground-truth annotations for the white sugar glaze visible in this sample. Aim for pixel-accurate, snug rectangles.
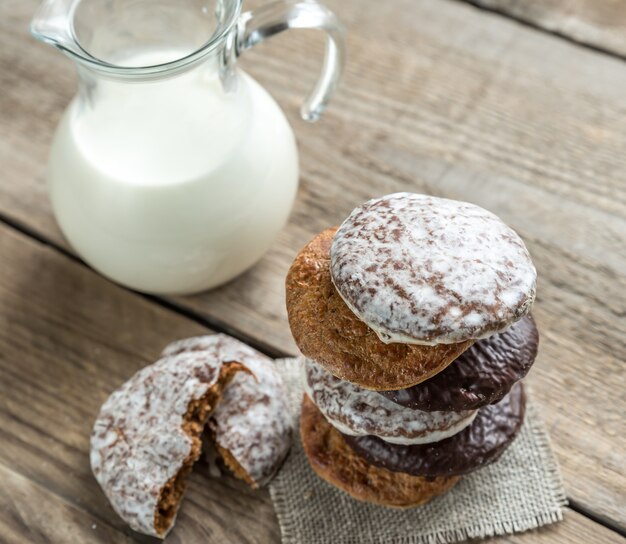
[90,350,230,537]
[303,359,476,445]
[330,193,536,345]
[162,335,292,487]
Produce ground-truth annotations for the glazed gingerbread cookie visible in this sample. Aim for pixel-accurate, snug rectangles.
[380,315,538,411]
[344,382,526,478]
[162,335,292,488]
[330,193,537,345]
[90,350,246,537]
[304,359,476,444]
[91,334,292,538]
[286,228,473,390]
[300,394,460,508]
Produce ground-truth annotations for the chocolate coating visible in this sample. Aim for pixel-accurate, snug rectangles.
[344,382,526,478]
[380,315,538,411]
[300,394,460,508]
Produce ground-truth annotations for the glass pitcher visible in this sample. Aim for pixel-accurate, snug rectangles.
[30,0,344,294]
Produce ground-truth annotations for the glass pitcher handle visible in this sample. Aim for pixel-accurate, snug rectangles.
[236,0,346,122]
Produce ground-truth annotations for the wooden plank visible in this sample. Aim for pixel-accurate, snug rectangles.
[0,0,625,530]
[0,230,621,544]
[0,463,138,544]
[0,224,279,543]
[464,0,626,58]
[488,510,625,544]
[175,1,626,525]
[181,0,626,525]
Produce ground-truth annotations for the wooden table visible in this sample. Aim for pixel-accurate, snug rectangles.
[1,0,624,542]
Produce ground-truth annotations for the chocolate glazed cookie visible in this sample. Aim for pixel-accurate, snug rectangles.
[380,316,538,412]
[300,395,460,508]
[344,382,526,478]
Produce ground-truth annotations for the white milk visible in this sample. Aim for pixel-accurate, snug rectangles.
[48,50,298,294]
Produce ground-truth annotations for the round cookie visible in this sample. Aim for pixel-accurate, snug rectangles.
[90,350,247,538]
[286,228,473,390]
[162,335,293,488]
[344,382,526,478]
[330,193,537,345]
[380,315,538,411]
[300,394,460,508]
[304,358,476,444]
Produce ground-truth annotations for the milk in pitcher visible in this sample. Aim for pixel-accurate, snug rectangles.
[31,0,345,293]
[49,50,298,293]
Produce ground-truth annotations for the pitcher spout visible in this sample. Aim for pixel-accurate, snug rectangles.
[30,0,84,57]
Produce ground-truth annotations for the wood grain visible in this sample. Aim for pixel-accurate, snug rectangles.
[0,222,622,543]
[464,0,626,58]
[484,510,625,544]
[0,0,625,538]
[0,463,137,544]
[184,1,626,525]
[0,224,280,544]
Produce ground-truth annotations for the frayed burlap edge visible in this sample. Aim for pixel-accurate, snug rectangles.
[269,358,566,544]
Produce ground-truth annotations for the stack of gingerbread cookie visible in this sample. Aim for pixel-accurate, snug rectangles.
[286,192,538,507]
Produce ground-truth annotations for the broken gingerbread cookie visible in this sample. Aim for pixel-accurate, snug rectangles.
[91,334,291,538]
[162,335,292,488]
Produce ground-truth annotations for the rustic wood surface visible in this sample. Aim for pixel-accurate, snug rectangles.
[464,0,626,58]
[0,225,280,544]
[0,220,622,544]
[0,0,625,542]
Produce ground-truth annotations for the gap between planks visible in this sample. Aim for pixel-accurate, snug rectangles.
[454,0,626,63]
[1,209,625,541]
[0,209,289,360]
[568,500,626,540]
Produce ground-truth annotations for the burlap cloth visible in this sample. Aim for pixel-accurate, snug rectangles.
[269,358,566,544]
